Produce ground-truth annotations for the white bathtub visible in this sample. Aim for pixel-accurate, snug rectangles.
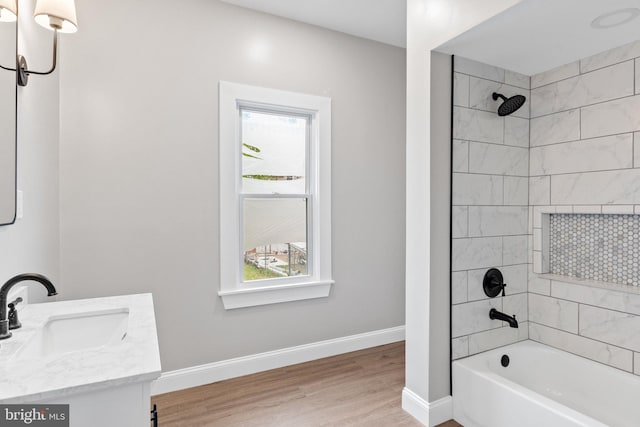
[453,340,640,427]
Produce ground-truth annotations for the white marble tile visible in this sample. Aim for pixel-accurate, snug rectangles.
[582,95,640,139]
[555,205,573,213]
[452,336,469,360]
[468,322,528,355]
[533,228,542,250]
[452,237,502,271]
[454,56,505,82]
[469,77,529,119]
[452,206,468,238]
[533,251,543,273]
[601,205,634,214]
[529,272,551,295]
[504,177,528,206]
[452,271,468,305]
[466,268,489,302]
[529,176,550,205]
[581,40,640,74]
[529,323,633,372]
[533,206,555,228]
[502,264,528,295]
[635,353,640,375]
[531,61,634,118]
[636,205,640,214]
[530,109,580,147]
[551,280,640,316]
[579,305,640,352]
[452,173,503,206]
[573,205,602,214]
[531,61,580,89]
[529,294,579,333]
[504,293,528,322]
[636,59,640,95]
[504,117,530,147]
[551,169,640,205]
[505,70,530,90]
[454,73,470,107]
[454,107,504,144]
[468,143,528,176]
[530,134,633,176]
[452,139,469,172]
[635,132,640,168]
[468,206,529,237]
[503,235,528,265]
[452,298,503,337]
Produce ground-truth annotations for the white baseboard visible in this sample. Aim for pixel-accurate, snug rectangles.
[151,325,405,396]
[402,388,453,427]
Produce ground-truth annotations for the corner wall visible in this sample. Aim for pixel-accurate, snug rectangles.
[59,0,406,373]
[0,0,59,300]
[528,40,640,376]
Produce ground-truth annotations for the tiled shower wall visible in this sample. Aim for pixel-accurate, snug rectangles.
[451,57,530,359]
[528,40,640,376]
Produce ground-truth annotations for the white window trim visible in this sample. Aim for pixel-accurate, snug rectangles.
[218,81,333,310]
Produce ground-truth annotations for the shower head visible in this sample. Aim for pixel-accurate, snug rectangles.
[492,92,526,116]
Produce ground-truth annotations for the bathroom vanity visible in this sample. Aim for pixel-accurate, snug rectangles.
[0,294,161,427]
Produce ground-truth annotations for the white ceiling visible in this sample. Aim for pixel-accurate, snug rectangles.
[438,0,640,76]
[219,0,407,48]
[219,0,640,77]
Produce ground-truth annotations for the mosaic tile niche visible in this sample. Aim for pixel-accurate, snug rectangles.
[549,214,640,286]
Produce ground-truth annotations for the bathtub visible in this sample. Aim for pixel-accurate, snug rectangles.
[453,340,640,427]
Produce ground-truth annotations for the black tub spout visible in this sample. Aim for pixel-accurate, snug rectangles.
[489,308,518,328]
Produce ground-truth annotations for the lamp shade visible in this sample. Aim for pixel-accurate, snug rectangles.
[0,0,17,22]
[34,0,77,33]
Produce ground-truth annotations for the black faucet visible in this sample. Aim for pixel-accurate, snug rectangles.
[489,308,518,328]
[0,273,57,340]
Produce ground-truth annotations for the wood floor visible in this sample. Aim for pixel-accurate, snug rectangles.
[152,342,462,426]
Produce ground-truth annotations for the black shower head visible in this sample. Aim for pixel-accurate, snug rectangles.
[492,92,526,116]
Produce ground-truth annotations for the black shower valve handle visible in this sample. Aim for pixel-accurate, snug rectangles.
[483,268,507,298]
[490,278,507,295]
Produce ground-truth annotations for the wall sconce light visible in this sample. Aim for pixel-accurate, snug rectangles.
[0,0,77,87]
[0,0,17,22]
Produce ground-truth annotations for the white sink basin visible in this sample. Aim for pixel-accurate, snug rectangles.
[15,308,129,360]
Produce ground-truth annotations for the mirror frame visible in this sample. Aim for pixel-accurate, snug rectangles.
[0,6,17,226]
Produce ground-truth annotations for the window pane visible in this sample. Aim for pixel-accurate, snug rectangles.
[243,198,308,281]
[241,110,307,194]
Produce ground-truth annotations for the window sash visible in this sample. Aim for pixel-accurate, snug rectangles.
[238,105,314,286]
[239,196,312,284]
[239,105,312,196]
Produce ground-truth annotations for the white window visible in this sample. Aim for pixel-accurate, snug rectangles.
[218,81,333,309]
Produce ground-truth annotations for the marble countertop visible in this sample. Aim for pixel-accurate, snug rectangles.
[0,294,161,403]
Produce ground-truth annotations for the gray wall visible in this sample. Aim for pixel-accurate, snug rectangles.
[429,51,451,399]
[451,56,530,359]
[0,0,59,301]
[528,40,640,376]
[59,0,406,372]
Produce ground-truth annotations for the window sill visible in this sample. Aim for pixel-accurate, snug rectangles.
[218,280,334,309]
